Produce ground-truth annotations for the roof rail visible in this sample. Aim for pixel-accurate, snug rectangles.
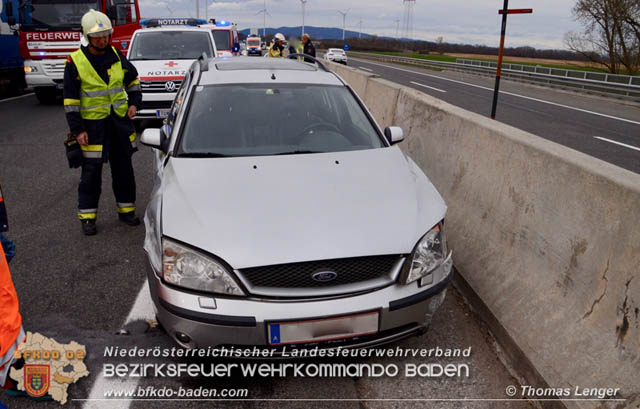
[286,54,330,72]
[198,52,209,72]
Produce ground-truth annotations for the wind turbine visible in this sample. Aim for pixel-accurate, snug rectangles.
[300,0,307,37]
[337,8,350,41]
[394,19,400,38]
[358,17,362,38]
[256,0,270,37]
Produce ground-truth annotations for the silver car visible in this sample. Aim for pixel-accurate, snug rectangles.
[141,56,453,351]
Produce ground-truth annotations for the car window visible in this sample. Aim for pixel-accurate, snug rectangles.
[129,31,214,60]
[212,30,231,51]
[177,84,385,157]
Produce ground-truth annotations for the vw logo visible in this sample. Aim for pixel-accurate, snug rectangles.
[164,81,177,92]
[312,271,338,282]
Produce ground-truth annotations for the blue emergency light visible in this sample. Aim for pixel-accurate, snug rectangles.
[216,20,231,27]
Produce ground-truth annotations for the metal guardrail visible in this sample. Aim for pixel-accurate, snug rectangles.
[347,51,640,101]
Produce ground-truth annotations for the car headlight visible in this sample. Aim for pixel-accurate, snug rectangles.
[162,238,245,296]
[404,221,452,286]
[24,65,38,73]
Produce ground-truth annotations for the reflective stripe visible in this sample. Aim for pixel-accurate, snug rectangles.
[127,79,140,87]
[63,98,80,106]
[80,86,125,98]
[81,151,102,159]
[79,103,112,112]
[131,141,138,149]
[64,105,80,113]
[128,132,136,142]
[78,208,98,214]
[77,212,97,220]
[126,84,141,92]
[117,206,136,214]
[80,144,102,152]
[113,99,127,109]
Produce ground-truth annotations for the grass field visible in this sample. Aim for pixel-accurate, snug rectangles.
[365,51,610,73]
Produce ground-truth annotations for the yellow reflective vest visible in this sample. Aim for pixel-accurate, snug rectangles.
[67,46,128,120]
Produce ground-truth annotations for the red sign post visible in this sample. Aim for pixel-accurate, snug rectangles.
[491,1,533,119]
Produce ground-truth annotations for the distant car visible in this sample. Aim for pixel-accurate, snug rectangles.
[325,48,348,65]
[127,23,217,120]
[199,20,240,57]
[246,36,262,56]
[140,56,452,351]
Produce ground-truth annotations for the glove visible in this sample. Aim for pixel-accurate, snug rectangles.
[64,133,83,168]
[0,233,15,263]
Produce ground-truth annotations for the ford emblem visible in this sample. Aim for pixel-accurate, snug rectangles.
[312,271,338,282]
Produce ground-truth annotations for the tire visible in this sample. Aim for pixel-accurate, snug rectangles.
[35,87,58,105]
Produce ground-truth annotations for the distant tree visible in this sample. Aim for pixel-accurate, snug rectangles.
[435,36,444,54]
[566,0,639,74]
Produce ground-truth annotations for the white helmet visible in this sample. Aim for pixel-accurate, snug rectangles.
[81,9,113,41]
[274,33,285,42]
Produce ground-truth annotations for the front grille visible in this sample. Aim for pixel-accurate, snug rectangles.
[141,80,182,93]
[43,62,65,76]
[142,100,173,110]
[238,255,402,295]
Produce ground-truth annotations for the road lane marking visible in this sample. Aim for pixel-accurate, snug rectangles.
[82,281,154,409]
[354,59,640,126]
[594,136,640,152]
[410,81,447,93]
[0,93,34,103]
[358,66,373,72]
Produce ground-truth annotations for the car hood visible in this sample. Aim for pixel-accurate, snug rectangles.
[162,147,446,269]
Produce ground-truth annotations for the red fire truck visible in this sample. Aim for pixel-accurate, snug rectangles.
[19,0,141,104]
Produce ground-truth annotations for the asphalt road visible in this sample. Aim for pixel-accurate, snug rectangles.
[345,56,640,174]
[0,94,535,409]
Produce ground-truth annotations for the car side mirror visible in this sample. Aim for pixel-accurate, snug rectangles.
[141,127,168,152]
[384,126,404,145]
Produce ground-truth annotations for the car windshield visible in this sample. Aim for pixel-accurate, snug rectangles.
[129,31,213,60]
[330,49,345,54]
[178,84,385,157]
[24,0,99,28]
[247,38,260,46]
[212,30,231,51]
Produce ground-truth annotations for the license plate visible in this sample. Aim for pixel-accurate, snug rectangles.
[156,109,169,118]
[268,311,379,345]
[55,83,64,90]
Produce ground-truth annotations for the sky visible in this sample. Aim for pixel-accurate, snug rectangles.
[138,0,584,50]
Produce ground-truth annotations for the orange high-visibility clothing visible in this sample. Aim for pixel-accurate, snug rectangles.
[0,244,21,358]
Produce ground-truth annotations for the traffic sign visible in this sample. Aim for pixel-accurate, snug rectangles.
[344,44,350,51]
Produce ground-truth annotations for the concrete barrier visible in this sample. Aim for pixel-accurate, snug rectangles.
[330,62,640,409]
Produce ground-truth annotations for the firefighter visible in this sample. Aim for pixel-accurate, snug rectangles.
[63,9,142,236]
[268,33,286,57]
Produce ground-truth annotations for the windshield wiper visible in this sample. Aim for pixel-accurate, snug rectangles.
[275,150,325,155]
[179,152,231,158]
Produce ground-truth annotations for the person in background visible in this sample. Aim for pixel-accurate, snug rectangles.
[268,33,286,58]
[302,33,316,62]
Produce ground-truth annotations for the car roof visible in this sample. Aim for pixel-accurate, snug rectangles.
[199,24,236,31]
[134,26,214,34]
[198,57,344,86]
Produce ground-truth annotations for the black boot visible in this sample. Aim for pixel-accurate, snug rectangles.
[81,219,97,236]
[118,212,140,226]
